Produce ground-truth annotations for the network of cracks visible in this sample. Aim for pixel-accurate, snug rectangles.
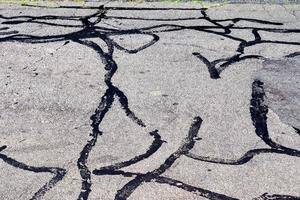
[0,4,300,200]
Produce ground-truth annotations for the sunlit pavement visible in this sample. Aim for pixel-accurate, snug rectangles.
[0,2,299,200]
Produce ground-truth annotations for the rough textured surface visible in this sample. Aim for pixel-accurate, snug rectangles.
[0,2,299,200]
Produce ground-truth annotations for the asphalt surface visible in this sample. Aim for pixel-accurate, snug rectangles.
[0,2,299,200]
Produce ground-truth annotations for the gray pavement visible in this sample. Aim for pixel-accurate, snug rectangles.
[0,2,299,200]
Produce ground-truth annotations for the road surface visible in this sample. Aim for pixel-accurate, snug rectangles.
[0,2,299,200]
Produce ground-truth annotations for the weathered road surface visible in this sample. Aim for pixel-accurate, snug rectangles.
[0,2,299,200]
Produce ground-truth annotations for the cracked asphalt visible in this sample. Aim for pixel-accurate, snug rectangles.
[0,2,299,200]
